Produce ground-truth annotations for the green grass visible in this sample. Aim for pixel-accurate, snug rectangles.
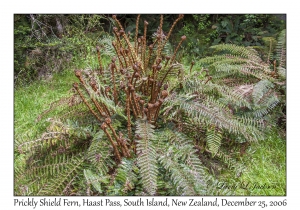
[14,67,286,196]
[14,70,77,142]
[238,133,286,195]
[217,132,286,196]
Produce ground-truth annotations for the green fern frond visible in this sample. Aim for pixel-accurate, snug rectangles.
[97,35,116,57]
[87,131,115,175]
[252,80,274,104]
[215,150,245,177]
[159,150,197,195]
[25,154,72,180]
[210,44,262,62]
[135,119,158,195]
[275,29,286,68]
[184,79,251,108]
[109,158,139,195]
[157,63,184,83]
[38,154,85,195]
[164,93,263,142]
[155,129,207,195]
[84,169,109,194]
[206,127,222,157]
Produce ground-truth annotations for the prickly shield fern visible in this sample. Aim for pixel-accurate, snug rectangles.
[15,15,283,196]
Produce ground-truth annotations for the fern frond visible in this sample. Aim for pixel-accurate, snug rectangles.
[275,29,286,68]
[97,35,116,57]
[135,119,158,195]
[215,150,245,177]
[157,63,184,83]
[108,158,139,195]
[164,93,263,142]
[156,129,207,195]
[159,152,197,195]
[38,154,85,195]
[252,80,274,104]
[87,130,115,175]
[206,127,222,157]
[184,79,251,108]
[84,169,109,194]
[210,44,262,62]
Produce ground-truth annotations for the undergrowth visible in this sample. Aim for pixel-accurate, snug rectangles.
[14,71,286,195]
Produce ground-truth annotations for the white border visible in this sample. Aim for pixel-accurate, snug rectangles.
[2,0,298,209]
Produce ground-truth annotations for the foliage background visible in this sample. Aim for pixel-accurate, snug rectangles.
[14,14,285,87]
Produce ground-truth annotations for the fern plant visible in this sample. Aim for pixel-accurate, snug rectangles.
[15,15,285,196]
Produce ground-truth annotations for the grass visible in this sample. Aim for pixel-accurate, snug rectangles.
[238,133,286,195]
[14,70,76,142]
[217,132,286,195]
[14,66,286,196]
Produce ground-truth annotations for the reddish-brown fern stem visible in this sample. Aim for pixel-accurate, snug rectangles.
[73,83,102,122]
[74,69,85,85]
[110,61,118,105]
[75,70,106,117]
[89,80,108,117]
[125,48,134,68]
[96,46,103,74]
[90,79,111,117]
[155,15,164,61]
[125,87,132,139]
[137,38,141,58]
[99,87,112,117]
[134,14,141,54]
[130,64,139,84]
[90,79,98,92]
[133,76,139,89]
[131,89,142,117]
[101,122,121,163]
[137,77,147,94]
[113,27,122,48]
[146,76,153,96]
[161,65,174,85]
[170,35,186,64]
[204,76,212,84]
[147,103,155,122]
[162,55,171,71]
[145,44,153,72]
[162,14,184,48]
[153,90,168,122]
[152,39,158,48]
[139,99,145,117]
[119,132,131,157]
[143,108,149,121]
[129,95,138,118]
[105,117,127,157]
[113,15,139,67]
[152,80,162,104]
[120,48,129,68]
[150,65,157,103]
[128,85,140,117]
[116,28,135,68]
[142,21,148,69]
[112,41,124,69]
[153,99,163,123]
[92,98,106,117]
[190,61,195,74]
